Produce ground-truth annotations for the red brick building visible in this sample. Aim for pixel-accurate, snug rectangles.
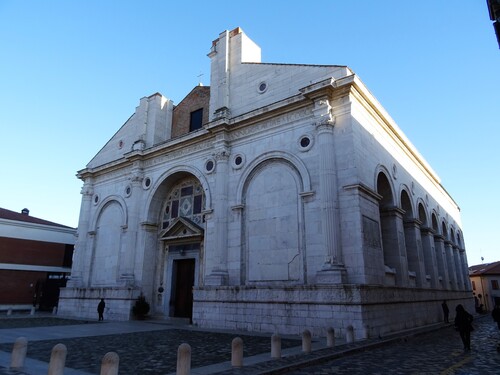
[0,207,75,311]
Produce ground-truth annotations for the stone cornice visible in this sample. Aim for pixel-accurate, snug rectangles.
[343,183,382,202]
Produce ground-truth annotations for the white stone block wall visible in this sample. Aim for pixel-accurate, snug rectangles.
[58,287,141,321]
[193,286,473,338]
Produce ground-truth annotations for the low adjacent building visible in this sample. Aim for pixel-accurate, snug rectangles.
[0,207,75,311]
[469,261,500,311]
[59,28,472,339]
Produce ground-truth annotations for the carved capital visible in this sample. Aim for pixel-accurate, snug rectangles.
[81,185,94,197]
[213,106,230,120]
[313,97,335,127]
[213,148,230,162]
[81,178,94,197]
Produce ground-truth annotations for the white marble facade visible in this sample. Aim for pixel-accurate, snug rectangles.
[58,28,472,339]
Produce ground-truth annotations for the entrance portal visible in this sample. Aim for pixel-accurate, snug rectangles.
[170,258,195,320]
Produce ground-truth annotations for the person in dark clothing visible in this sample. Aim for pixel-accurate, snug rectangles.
[97,298,106,321]
[442,300,450,323]
[454,304,473,351]
[492,305,500,330]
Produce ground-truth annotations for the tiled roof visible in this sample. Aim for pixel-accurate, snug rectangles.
[469,261,500,276]
[0,207,73,229]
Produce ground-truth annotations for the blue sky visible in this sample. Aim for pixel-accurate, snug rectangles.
[0,1,498,266]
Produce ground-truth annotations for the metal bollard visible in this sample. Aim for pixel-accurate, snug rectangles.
[52,306,58,315]
[176,343,191,375]
[48,343,67,375]
[30,307,36,315]
[271,334,281,359]
[327,327,335,348]
[100,352,119,375]
[302,329,312,353]
[10,337,28,369]
[231,337,243,367]
[346,325,354,343]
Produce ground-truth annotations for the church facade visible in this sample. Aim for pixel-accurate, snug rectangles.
[59,28,472,339]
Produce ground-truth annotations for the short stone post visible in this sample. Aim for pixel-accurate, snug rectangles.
[52,306,57,315]
[100,352,119,375]
[271,334,281,359]
[302,329,312,353]
[7,308,12,316]
[176,343,191,375]
[362,324,369,339]
[10,337,27,369]
[30,307,36,315]
[346,325,354,344]
[47,343,67,375]
[231,337,243,367]
[326,327,335,348]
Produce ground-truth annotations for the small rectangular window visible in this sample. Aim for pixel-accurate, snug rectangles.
[190,108,203,131]
[472,280,476,290]
[171,200,179,218]
[492,280,499,290]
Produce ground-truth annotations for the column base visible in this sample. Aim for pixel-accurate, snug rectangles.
[118,273,135,287]
[205,270,229,286]
[316,264,347,284]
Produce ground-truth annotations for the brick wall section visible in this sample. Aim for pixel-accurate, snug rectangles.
[172,86,210,138]
[0,270,42,304]
[0,237,68,266]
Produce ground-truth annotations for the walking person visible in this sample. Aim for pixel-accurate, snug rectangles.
[97,298,106,321]
[492,304,500,330]
[454,304,473,351]
[442,300,450,323]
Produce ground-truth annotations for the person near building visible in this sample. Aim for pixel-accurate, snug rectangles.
[492,304,500,330]
[441,300,450,323]
[97,298,106,321]
[454,304,473,351]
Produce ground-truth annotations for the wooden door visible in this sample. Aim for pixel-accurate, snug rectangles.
[172,258,195,319]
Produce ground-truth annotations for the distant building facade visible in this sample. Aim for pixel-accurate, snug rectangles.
[469,261,500,311]
[0,208,75,311]
[59,28,472,338]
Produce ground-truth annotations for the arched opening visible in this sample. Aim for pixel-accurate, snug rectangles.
[418,203,436,287]
[432,213,447,289]
[377,172,406,286]
[450,227,463,288]
[154,174,206,322]
[442,221,456,289]
[401,190,422,286]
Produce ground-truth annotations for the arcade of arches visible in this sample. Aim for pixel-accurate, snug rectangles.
[377,172,468,291]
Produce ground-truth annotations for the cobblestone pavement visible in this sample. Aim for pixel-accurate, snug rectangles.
[278,316,500,375]
[1,314,499,374]
[0,316,301,374]
[0,316,90,329]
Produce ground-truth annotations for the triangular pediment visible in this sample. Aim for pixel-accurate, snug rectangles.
[159,217,204,244]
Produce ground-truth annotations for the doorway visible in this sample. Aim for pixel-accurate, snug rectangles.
[170,258,195,320]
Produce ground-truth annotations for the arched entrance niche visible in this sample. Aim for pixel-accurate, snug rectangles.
[241,157,305,284]
[376,171,407,286]
[89,197,127,286]
[146,169,209,322]
[401,189,424,287]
